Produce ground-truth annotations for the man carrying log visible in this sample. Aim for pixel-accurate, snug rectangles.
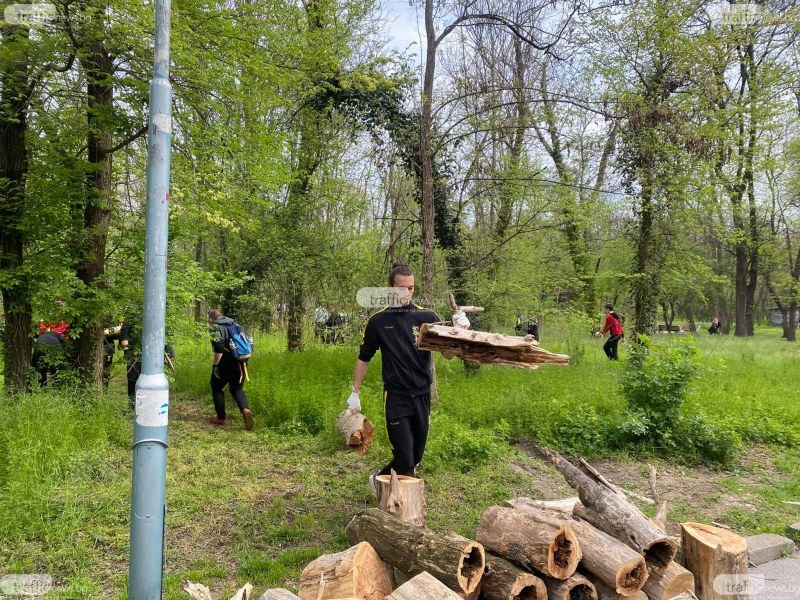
[348,262,469,490]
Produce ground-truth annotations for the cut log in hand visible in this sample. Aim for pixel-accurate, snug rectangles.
[543,572,598,600]
[538,447,677,571]
[257,591,301,600]
[476,505,581,580]
[384,571,464,600]
[375,469,425,527]
[481,554,547,600]
[336,409,374,453]
[298,541,391,600]
[346,508,484,595]
[681,523,746,600]
[417,323,570,369]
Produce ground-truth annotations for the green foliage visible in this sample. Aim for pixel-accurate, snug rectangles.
[420,415,510,474]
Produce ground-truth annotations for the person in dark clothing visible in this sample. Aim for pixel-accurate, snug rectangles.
[708,315,721,335]
[120,312,143,407]
[208,309,253,430]
[102,323,122,389]
[350,262,467,489]
[32,330,65,386]
[600,303,624,360]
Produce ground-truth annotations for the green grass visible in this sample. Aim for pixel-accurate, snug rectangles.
[0,326,798,598]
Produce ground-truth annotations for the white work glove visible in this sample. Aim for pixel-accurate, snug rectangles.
[347,389,361,411]
[452,310,470,329]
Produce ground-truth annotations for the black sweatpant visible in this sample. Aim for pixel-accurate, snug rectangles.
[604,334,622,360]
[378,391,430,477]
[127,358,142,405]
[211,359,249,420]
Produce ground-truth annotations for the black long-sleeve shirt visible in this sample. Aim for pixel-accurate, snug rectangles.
[358,304,440,396]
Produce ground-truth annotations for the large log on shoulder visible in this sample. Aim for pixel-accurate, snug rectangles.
[376,470,425,527]
[345,508,484,595]
[539,447,677,571]
[298,541,392,600]
[482,554,547,600]
[416,324,570,369]
[336,409,375,453]
[681,523,746,600]
[641,561,695,600]
[476,505,581,580]
[543,572,598,600]
[384,571,464,600]
[258,591,301,600]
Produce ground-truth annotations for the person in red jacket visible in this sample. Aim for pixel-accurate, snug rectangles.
[600,303,624,360]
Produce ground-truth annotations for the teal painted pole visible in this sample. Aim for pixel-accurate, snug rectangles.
[129,0,172,597]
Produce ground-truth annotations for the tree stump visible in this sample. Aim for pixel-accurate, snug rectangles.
[376,470,425,527]
[298,541,391,600]
[641,561,695,600]
[543,572,598,600]
[482,554,547,600]
[476,505,581,580]
[346,508,484,595]
[258,591,301,600]
[384,571,464,599]
[681,523,747,600]
[336,409,374,453]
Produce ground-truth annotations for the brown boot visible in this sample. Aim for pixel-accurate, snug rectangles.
[241,408,254,431]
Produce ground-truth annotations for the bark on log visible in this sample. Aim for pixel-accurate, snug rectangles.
[336,409,375,453]
[417,324,570,369]
[384,571,464,599]
[641,561,695,600]
[346,508,484,594]
[543,572,598,600]
[482,554,547,600]
[376,470,425,527]
[540,448,677,570]
[588,575,647,600]
[502,496,579,517]
[681,523,747,600]
[258,591,301,600]
[298,541,392,600]
[476,505,581,580]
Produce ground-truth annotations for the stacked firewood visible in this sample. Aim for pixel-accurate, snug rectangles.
[187,449,749,600]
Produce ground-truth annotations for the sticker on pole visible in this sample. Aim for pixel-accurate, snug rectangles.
[135,389,169,427]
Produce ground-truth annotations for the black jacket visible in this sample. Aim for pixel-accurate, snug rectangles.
[358,304,440,395]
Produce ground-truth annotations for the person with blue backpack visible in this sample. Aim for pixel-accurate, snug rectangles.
[208,309,254,430]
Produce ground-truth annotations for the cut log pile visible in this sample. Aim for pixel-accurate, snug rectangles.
[185,449,751,600]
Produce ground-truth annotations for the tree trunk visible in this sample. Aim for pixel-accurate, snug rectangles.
[539,448,677,571]
[787,300,797,342]
[375,470,425,527]
[641,561,695,600]
[298,542,392,600]
[681,523,747,600]
[75,46,115,387]
[542,572,598,600]
[481,554,547,600]
[419,0,437,301]
[346,508,484,595]
[0,24,33,394]
[336,409,375,453]
[476,505,581,580]
[287,278,304,351]
[258,591,300,600]
[588,575,647,600]
[385,571,463,600]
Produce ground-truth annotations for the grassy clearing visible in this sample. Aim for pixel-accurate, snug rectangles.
[0,326,798,598]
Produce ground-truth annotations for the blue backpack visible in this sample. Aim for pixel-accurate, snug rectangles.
[223,322,252,361]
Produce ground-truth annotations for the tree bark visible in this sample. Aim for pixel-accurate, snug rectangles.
[542,572,598,600]
[681,523,747,600]
[336,409,375,454]
[375,470,425,527]
[588,574,647,600]
[641,561,695,600]
[481,554,547,600]
[298,541,392,600]
[345,508,484,595]
[419,0,437,300]
[0,24,33,393]
[476,505,581,580]
[385,571,464,600]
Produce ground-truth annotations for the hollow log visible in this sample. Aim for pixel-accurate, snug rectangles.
[476,505,580,580]
[482,554,547,600]
[336,409,375,453]
[543,572,598,600]
[258,591,301,600]
[298,541,392,600]
[681,523,747,600]
[641,561,695,600]
[376,470,425,527]
[345,508,484,594]
[384,571,465,599]
[588,575,647,600]
[416,324,570,369]
[539,448,677,570]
